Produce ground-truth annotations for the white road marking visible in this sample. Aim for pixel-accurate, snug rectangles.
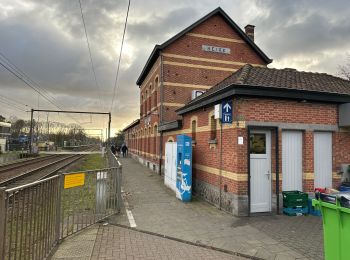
[126,208,137,228]
[122,187,137,228]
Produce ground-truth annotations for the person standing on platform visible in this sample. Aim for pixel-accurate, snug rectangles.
[121,144,128,157]
[111,145,116,155]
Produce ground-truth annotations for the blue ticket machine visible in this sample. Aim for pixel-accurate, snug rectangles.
[176,135,192,202]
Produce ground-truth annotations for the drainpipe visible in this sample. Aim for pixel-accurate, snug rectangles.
[158,52,164,175]
[219,120,223,210]
[247,126,251,216]
[275,127,280,214]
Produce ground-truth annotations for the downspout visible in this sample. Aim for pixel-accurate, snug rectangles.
[219,120,223,210]
[275,127,280,214]
[158,52,164,175]
[247,126,251,216]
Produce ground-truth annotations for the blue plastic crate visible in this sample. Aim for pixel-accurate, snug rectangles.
[283,207,308,216]
[308,198,322,216]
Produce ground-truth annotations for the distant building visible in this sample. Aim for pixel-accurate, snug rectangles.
[124,7,350,216]
[0,122,11,153]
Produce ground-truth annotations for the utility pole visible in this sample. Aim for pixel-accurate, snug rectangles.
[29,109,34,153]
[47,113,50,142]
[108,112,111,144]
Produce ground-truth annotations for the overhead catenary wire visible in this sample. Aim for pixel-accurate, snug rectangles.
[0,52,62,109]
[0,54,82,125]
[110,0,131,112]
[0,59,60,110]
[0,94,29,110]
[0,99,27,113]
[78,0,104,110]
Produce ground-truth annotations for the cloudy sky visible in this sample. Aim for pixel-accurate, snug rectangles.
[0,0,349,136]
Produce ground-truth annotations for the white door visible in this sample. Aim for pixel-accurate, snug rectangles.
[250,130,271,213]
[314,132,332,188]
[282,131,303,191]
[164,142,177,191]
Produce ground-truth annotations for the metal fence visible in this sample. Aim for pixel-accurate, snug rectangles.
[0,149,122,260]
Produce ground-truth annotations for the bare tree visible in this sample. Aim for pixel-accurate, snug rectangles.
[338,54,350,80]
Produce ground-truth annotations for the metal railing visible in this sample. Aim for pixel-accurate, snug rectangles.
[0,149,122,260]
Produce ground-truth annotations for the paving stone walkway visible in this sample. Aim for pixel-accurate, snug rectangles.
[109,157,324,260]
[91,225,245,260]
[52,224,246,260]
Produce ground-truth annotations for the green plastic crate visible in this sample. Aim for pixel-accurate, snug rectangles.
[282,190,308,208]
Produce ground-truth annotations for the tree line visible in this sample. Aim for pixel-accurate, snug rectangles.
[1,115,100,146]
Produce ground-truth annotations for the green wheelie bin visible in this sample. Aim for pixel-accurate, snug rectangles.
[313,193,350,260]
[313,194,340,260]
[339,196,350,260]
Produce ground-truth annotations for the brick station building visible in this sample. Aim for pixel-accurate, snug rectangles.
[123,7,350,216]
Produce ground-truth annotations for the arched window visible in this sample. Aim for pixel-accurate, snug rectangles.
[210,115,217,140]
[149,84,152,111]
[148,126,151,154]
[141,94,144,116]
[191,120,196,141]
[145,90,148,115]
[154,89,157,108]
[145,127,148,154]
[154,125,157,155]
[154,77,159,108]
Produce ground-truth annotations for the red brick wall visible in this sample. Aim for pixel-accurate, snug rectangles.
[139,58,161,118]
[165,14,267,65]
[173,97,345,197]
[163,64,232,87]
[237,98,338,124]
[160,14,268,123]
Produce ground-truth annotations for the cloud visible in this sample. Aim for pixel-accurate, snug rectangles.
[249,0,350,72]
[0,0,349,132]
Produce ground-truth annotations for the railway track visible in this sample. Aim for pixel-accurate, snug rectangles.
[0,154,88,189]
[0,154,56,174]
[0,146,99,188]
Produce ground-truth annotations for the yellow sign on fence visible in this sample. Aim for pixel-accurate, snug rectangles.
[64,173,85,189]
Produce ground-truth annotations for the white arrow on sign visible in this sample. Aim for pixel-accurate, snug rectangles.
[223,103,231,113]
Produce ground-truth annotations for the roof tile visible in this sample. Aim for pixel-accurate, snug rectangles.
[186,64,350,106]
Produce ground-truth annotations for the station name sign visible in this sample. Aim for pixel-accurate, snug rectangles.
[202,45,231,54]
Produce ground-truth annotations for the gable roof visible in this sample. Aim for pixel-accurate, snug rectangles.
[177,64,350,115]
[136,7,272,86]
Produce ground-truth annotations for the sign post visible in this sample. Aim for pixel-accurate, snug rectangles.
[221,100,232,124]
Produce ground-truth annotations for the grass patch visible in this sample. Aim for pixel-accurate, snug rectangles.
[69,153,107,172]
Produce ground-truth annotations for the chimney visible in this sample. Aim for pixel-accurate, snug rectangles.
[244,24,255,42]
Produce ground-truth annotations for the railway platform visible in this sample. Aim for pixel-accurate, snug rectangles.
[51,157,323,260]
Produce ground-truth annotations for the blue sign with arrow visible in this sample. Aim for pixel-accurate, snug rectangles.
[221,100,232,123]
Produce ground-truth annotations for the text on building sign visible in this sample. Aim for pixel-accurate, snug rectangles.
[202,45,231,54]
